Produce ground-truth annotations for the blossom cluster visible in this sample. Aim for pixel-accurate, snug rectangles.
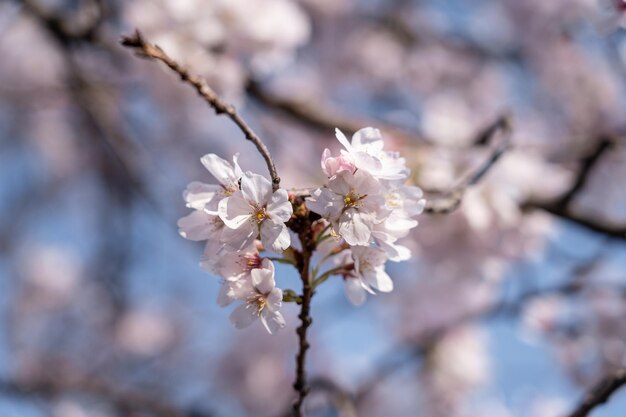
[307,128,425,305]
[177,154,292,334]
[178,127,424,333]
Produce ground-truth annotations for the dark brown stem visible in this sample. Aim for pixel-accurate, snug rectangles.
[566,369,626,417]
[293,230,314,417]
[120,30,281,191]
[285,198,318,417]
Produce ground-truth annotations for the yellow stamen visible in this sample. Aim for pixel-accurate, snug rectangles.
[248,294,267,316]
[254,207,267,224]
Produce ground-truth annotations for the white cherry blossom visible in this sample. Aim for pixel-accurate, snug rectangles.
[203,242,264,281]
[228,260,285,334]
[177,209,226,242]
[371,181,426,260]
[218,172,293,252]
[334,127,410,180]
[342,246,393,306]
[183,153,243,212]
[320,147,354,178]
[306,169,387,246]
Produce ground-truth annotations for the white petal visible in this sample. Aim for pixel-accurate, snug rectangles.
[251,266,276,294]
[328,172,352,196]
[260,220,291,252]
[214,250,251,279]
[240,172,272,205]
[218,193,252,229]
[231,153,243,178]
[352,169,382,195]
[229,303,257,329]
[183,181,221,210]
[217,281,238,307]
[201,153,239,186]
[377,239,411,262]
[384,213,418,237]
[338,210,372,246]
[306,188,341,219]
[260,310,286,335]
[221,221,257,251]
[363,267,393,293]
[177,210,218,241]
[344,278,367,306]
[267,189,293,222]
[335,128,353,151]
[200,239,227,273]
[266,288,283,311]
[352,127,384,152]
[353,151,383,174]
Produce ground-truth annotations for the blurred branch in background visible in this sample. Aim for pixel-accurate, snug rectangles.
[352,256,609,402]
[246,78,428,145]
[524,136,626,239]
[3,0,626,417]
[424,113,513,214]
[567,368,626,417]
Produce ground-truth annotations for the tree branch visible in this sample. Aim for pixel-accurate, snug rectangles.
[566,369,626,417]
[121,30,281,191]
[293,233,314,417]
[424,113,513,214]
[355,260,602,401]
[246,78,428,145]
[555,137,613,210]
[522,136,625,240]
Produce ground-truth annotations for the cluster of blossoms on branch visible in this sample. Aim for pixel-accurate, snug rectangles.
[178,127,425,333]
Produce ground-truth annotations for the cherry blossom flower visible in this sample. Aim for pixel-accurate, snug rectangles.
[334,127,409,180]
[177,209,226,241]
[307,169,387,246]
[320,147,354,178]
[218,172,293,252]
[204,242,264,281]
[228,260,285,334]
[342,246,393,305]
[372,181,426,260]
[183,153,242,212]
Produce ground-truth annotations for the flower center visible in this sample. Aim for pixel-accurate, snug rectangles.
[243,254,262,270]
[386,191,401,208]
[222,183,237,197]
[247,294,267,316]
[254,207,268,224]
[343,192,363,209]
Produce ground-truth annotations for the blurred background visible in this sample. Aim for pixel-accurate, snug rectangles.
[1,0,626,416]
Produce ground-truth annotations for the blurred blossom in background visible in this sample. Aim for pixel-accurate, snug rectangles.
[1,0,626,416]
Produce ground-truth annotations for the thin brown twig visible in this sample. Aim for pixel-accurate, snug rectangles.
[566,368,626,417]
[121,30,281,191]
